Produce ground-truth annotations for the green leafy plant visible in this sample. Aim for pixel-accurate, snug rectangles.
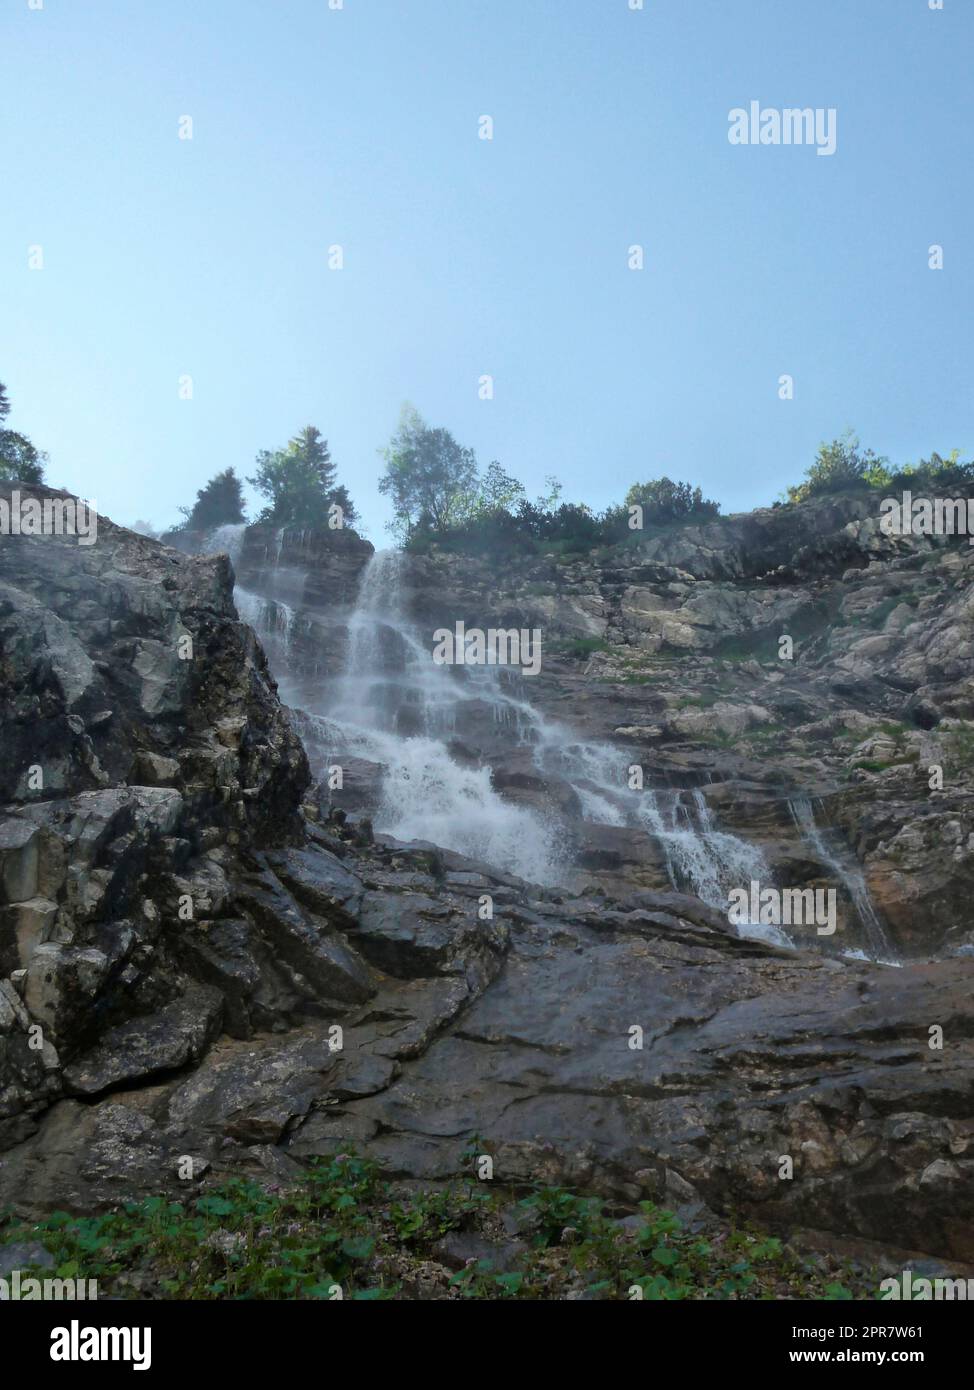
[0,1160,884,1301]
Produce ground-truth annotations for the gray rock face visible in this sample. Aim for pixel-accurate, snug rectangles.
[324,901,974,1261]
[63,984,224,1096]
[211,522,375,686]
[1,488,973,1273]
[0,485,310,1138]
[233,866,375,1004]
[354,889,506,982]
[262,845,364,927]
[0,489,308,832]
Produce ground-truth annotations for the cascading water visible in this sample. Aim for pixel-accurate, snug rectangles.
[529,728,773,911]
[788,797,897,963]
[254,550,773,908]
[635,787,770,911]
[205,522,248,566]
[235,589,297,659]
[302,551,565,882]
[203,523,301,667]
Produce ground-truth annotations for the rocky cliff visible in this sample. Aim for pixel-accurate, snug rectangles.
[2,486,972,1272]
[397,494,974,956]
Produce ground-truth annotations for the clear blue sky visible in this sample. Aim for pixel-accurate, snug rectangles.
[2,0,971,538]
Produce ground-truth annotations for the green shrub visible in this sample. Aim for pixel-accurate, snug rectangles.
[787,433,974,506]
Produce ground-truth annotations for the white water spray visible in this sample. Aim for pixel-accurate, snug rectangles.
[205,522,248,566]
[283,551,771,902]
[788,797,896,962]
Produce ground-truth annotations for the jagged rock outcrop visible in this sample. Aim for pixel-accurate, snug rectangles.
[0,485,310,1145]
[235,523,374,610]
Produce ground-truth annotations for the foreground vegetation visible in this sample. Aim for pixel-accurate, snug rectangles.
[1,1153,880,1300]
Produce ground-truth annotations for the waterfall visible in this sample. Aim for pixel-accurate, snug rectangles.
[788,796,897,962]
[235,588,296,658]
[529,729,771,914]
[634,786,771,913]
[317,551,566,883]
[203,522,248,566]
[335,550,469,739]
[232,548,785,916]
[215,542,895,957]
[201,523,307,670]
[323,553,776,906]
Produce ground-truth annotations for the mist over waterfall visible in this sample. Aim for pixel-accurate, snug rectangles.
[228,543,779,909]
[316,550,565,882]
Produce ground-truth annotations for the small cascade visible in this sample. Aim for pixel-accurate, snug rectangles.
[202,522,248,566]
[532,731,771,913]
[635,786,773,914]
[234,588,297,660]
[314,552,565,882]
[335,551,466,739]
[789,796,897,962]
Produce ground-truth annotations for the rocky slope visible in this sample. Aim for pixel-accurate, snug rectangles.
[2,486,973,1272]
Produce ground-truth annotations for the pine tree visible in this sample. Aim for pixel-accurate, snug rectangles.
[182,467,248,531]
[248,426,356,527]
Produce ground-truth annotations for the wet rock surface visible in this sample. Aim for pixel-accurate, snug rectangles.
[3,819,972,1262]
